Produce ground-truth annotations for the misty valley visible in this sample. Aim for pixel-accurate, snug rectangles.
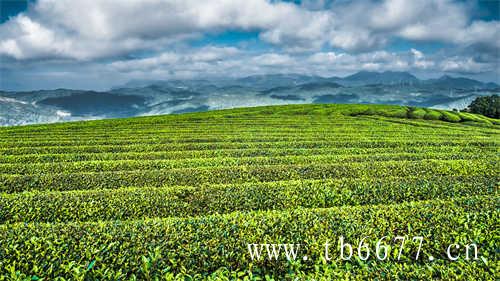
[1,71,498,126]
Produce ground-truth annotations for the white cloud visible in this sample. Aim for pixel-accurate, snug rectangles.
[440,57,495,74]
[1,0,498,61]
[0,39,22,59]
[329,29,387,52]
[190,46,240,62]
[457,21,500,49]
[259,9,331,51]
[306,49,492,75]
[250,53,294,66]
[110,53,180,72]
[410,48,434,69]
[0,15,65,59]
[411,48,424,60]
[326,0,499,52]
[102,47,498,84]
[0,13,181,60]
[0,0,332,59]
[109,46,241,72]
[381,0,499,50]
[0,0,498,90]
[108,50,300,80]
[308,52,348,64]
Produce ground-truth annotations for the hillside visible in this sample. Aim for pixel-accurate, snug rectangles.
[0,104,498,279]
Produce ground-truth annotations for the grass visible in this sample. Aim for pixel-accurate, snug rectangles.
[0,103,498,280]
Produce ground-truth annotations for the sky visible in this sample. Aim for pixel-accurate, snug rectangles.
[0,0,498,91]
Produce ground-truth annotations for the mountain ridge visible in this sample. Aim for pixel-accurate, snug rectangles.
[1,71,498,126]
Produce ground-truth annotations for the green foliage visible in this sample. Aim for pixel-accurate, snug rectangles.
[0,197,497,279]
[439,111,461,123]
[457,112,491,124]
[464,94,500,118]
[0,104,498,279]
[0,159,496,193]
[408,107,426,119]
[1,175,496,224]
[423,109,442,120]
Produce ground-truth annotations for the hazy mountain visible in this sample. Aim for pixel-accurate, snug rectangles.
[259,82,342,95]
[424,75,498,90]
[0,94,88,126]
[297,82,343,91]
[1,72,498,126]
[38,92,146,117]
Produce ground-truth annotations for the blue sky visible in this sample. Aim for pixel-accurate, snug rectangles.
[0,0,498,91]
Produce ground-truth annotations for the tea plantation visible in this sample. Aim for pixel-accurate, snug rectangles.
[0,104,498,280]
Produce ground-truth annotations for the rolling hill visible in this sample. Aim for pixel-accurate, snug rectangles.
[0,104,498,279]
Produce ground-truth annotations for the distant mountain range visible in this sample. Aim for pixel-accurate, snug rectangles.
[1,71,498,126]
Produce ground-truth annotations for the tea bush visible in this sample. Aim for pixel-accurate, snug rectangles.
[0,104,498,279]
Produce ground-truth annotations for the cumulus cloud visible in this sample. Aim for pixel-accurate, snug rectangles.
[307,50,408,72]
[109,46,240,72]
[0,15,67,59]
[0,13,180,60]
[109,53,180,72]
[250,53,295,66]
[1,0,498,60]
[0,0,498,90]
[410,48,435,69]
[107,47,491,80]
[327,0,499,52]
[440,57,495,74]
[0,0,331,59]
[305,49,494,75]
[108,49,297,78]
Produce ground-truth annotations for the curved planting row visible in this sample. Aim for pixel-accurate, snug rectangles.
[0,159,496,193]
[0,104,498,279]
[0,145,496,164]
[0,196,496,279]
[2,133,491,148]
[0,152,490,175]
[1,139,497,155]
[1,176,496,224]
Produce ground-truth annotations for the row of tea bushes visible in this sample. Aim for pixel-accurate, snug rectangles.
[1,176,496,224]
[0,196,496,279]
[0,159,496,193]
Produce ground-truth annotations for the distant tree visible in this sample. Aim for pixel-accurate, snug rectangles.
[463,95,499,118]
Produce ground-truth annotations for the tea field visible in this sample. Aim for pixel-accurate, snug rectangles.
[0,104,498,280]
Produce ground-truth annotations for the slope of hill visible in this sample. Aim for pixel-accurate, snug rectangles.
[0,104,498,279]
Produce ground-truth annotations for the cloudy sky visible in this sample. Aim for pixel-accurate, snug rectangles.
[0,0,498,91]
